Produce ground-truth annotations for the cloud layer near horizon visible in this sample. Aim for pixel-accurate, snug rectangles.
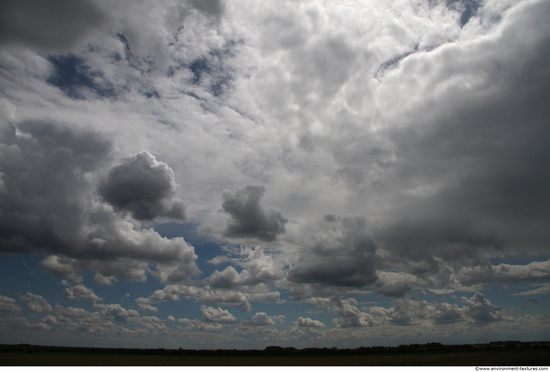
[0,0,549,349]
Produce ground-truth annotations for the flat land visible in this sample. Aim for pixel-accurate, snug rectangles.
[1,350,548,366]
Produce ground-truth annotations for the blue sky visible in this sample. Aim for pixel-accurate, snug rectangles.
[0,0,549,350]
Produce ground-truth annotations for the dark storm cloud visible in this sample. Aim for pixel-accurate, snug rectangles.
[98,151,187,221]
[372,0,550,272]
[286,217,378,288]
[0,0,107,51]
[222,185,287,241]
[0,121,114,255]
[0,121,199,283]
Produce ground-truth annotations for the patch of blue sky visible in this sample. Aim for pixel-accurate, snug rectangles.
[47,54,117,99]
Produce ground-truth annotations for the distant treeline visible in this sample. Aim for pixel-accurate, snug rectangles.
[1,341,549,357]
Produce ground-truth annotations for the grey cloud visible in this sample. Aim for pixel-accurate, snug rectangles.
[201,305,239,324]
[154,285,252,312]
[433,301,462,325]
[454,260,550,286]
[288,35,360,106]
[199,288,251,312]
[17,292,52,313]
[381,298,433,325]
[64,285,103,302]
[286,217,378,288]
[247,292,281,304]
[54,304,92,318]
[137,304,158,313]
[513,283,550,297]
[190,0,224,18]
[178,318,223,332]
[40,315,57,326]
[242,312,284,326]
[374,281,414,299]
[0,295,22,313]
[98,151,187,221]
[297,317,325,328]
[94,303,139,323]
[0,0,108,51]
[309,296,373,328]
[461,292,505,322]
[370,0,550,271]
[222,185,287,242]
[206,247,283,290]
[0,121,199,283]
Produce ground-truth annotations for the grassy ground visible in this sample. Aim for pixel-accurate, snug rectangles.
[1,350,548,366]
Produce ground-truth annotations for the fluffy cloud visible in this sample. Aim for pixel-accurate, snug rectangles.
[201,305,239,324]
[138,285,254,312]
[64,285,103,302]
[286,216,378,288]
[0,295,22,314]
[297,317,325,328]
[309,296,373,328]
[242,312,284,326]
[93,303,140,323]
[98,151,187,221]
[0,121,200,283]
[460,292,506,323]
[17,292,52,313]
[54,304,92,318]
[206,246,284,291]
[222,185,287,242]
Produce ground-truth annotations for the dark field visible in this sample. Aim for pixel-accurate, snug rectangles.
[1,349,549,366]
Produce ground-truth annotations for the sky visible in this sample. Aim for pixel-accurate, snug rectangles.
[0,0,549,350]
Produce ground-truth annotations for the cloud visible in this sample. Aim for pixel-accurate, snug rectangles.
[0,295,22,313]
[513,283,550,296]
[64,285,103,302]
[93,303,139,323]
[242,312,284,326]
[190,0,224,18]
[370,0,550,270]
[0,0,108,51]
[0,121,200,283]
[206,246,284,290]
[454,260,550,286]
[311,296,373,328]
[371,298,434,326]
[140,284,253,312]
[222,185,287,241]
[177,318,223,332]
[54,304,92,318]
[17,292,52,313]
[286,217,378,288]
[98,151,187,221]
[297,317,325,328]
[433,301,462,325]
[137,304,158,313]
[460,292,506,323]
[201,305,239,324]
